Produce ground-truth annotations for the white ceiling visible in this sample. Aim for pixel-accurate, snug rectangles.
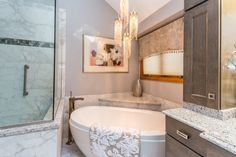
[105,0,171,22]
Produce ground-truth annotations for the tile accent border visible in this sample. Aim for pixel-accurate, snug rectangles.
[0,37,54,48]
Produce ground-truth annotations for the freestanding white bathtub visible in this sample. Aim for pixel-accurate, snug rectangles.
[70,106,166,157]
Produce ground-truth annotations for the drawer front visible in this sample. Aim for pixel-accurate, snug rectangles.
[166,116,206,156]
[207,142,236,157]
[185,0,207,10]
[166,135,202,157]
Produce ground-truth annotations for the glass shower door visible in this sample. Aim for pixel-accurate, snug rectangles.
[0,0,55,127]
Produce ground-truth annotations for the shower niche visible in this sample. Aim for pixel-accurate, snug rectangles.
[0,0,56,128]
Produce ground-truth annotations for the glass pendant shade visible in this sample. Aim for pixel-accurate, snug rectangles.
[129,11,138,40]
[123,32,131,58]
[113,0,138,58]
[120,0,129,25]
[114,18,123,46]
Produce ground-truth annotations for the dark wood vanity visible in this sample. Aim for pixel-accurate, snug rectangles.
[166,116,235,157]
[166,0,236,156]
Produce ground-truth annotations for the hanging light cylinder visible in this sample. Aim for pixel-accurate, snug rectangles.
[114,18,123,46]
[123,32,131,58]
[120,0,129,25]
[113,0,138,58]
[129,11,138,40]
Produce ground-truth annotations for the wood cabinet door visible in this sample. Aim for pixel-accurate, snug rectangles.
[207,142,236,157]
[184,0,220,109]
[185,0,207,10]
[166,135,202,157]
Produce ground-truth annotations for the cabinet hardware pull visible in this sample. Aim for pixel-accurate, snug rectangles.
[23,64,29,96]
[176,130,189,140]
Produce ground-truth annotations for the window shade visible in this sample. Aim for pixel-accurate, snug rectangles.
[143,50,183,76]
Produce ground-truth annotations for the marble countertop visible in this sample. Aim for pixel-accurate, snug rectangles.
[163,108,236,155]
[99,93,162,105]
[98,93,162,111]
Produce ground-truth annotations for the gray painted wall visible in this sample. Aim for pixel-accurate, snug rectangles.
[139,0,184,104]
[139,0,185,35]
[59,0,139,96]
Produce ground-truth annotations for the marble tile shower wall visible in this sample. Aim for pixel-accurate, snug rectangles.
[0,0,55,126]
[0,0,55,42]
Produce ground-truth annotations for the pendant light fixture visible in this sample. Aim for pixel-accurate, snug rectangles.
[114,0,138,58]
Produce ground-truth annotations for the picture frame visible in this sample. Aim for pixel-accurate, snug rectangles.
[83,35,128,73]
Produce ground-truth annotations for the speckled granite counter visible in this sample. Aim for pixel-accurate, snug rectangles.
[163,108,236,155]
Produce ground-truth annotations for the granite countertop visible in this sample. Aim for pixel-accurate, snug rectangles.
[163,108,236,155]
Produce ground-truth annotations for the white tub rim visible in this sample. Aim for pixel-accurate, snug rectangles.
[70,106,166,141]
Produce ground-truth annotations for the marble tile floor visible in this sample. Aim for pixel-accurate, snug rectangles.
[61,138,85,157]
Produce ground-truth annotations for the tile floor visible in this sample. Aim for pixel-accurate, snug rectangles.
[61,138,85,157]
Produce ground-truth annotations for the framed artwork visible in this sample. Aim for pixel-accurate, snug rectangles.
[83,35,128,73]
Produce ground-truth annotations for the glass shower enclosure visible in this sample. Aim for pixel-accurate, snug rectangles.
[0,0,56,128]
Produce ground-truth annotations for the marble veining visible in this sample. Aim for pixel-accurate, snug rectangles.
[0,0,55,42]
[0,44,54,127]
[184,102,236,120]
[0,99,64,138]
[163,108,236,155]
[0,129,57,157]
[0,0,56,127]
[99,93,182,111]
[0,99,64,157]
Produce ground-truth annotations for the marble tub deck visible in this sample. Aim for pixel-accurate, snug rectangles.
[98,93,182,111]
[99,93,162,111]
[163,108,236,155]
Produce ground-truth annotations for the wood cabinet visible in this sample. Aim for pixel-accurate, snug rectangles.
[185,0,207,10]
[207,142,236,157]
[166,116,206,156]
[166,135,201,157]
[184,0,220,109]
[166,116,236,157]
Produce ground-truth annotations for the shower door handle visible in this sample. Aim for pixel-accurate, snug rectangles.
[23,64,29,96]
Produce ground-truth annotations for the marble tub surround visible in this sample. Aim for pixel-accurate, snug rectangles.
[99,92,182,111]
[163,108,236,155]
[184,102,236,120]
[99,93,162,111]
[99,92,161,105]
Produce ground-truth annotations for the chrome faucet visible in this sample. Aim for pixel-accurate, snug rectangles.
[66,91,84,145]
